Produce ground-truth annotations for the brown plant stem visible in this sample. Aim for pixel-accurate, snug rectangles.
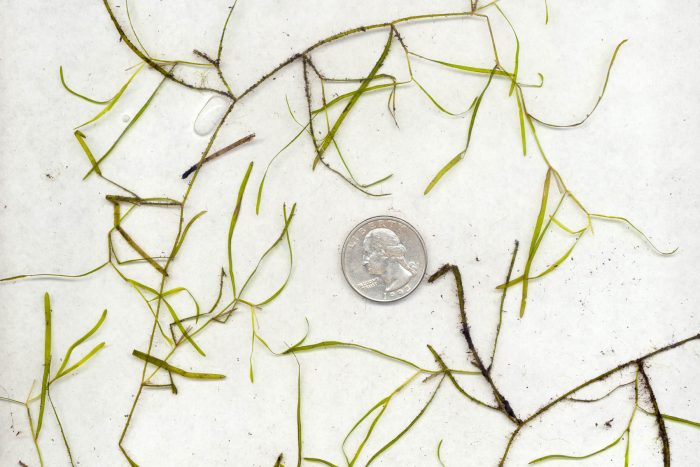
[638,360,671,466]
[102,0,229,97]
[429,264,521,425]
[102,0,495,104]
[498,332,699,466]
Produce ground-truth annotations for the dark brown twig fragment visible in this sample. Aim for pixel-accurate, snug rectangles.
[182,133,255,179]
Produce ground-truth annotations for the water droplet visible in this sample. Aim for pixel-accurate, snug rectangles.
[193,96,229,136]
[122,114,131,123]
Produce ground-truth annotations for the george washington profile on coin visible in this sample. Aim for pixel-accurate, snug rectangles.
[342,216,427,302]
[362,228,418,292]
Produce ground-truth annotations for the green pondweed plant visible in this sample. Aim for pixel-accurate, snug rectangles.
[0,293,107,467]
[1,0,697,466]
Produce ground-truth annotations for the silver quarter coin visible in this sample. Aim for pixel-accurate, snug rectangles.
[341,216,427,302]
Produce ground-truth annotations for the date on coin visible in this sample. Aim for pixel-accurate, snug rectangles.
[341,216,427,302]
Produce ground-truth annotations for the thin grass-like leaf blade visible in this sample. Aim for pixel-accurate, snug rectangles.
[228,162,254,298]
[132,350,224,379]
[36,292,52,438]
[54,309,107,380]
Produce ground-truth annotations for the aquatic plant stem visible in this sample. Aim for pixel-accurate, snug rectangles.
[118,102,235,465]
[638,360,671,466]
[498,332,700,465]
[489,240,519,371]
[429,264,521,424]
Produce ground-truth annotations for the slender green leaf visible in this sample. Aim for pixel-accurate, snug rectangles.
[365,376,445,465]
[409,51,509,77]
[0,396,25,406]
[48,392,75,467]
[125,0,150,57]
[172,210,207,257]
[497,234,582,289]
[519,169,552,317]
[59,66,112,105]
[530,40,628,128]
[437,439,446,467]
[132,350,225,379]
[36,292,52,439]
[53,342,105,382]
[126,278,160,296]
[25,384,44,467]
[83,71,169,179]
[424,153,463,195]
[317,80,393,191]
[163,298,205,356]
[284,340,422,371]
[256,123,308,215]
[425,67,496,194]
[342,397,388,465]
[126,277,174,346]
[660,413,700,429]
[349,401,389,465]
[228,162,254,298]
[74,130,102,175]
[254,205,295,306]
[515,88,527,156]
[217,1,238,62]
[428,345,495,410]
[295,355,302,467]
[156,287,201,323]
[639,406,700,429]
[529,433,624,464]
[304,458,338,467]
[115,225,168,275]
[248,306,256,383]
[76,63,145,129]
[590,213,677,255]
[413,77,476,116]
[495,5,520,96]
[53,309,107,381]
[239,204,297,305]
[312,82,409,116]
[314,29,393,168]
[1,261,109,283]
[342,371,420,465]
[550,215,586,235]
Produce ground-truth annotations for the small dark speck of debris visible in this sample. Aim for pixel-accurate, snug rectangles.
[604,418,614,428]
[475,256,480,262]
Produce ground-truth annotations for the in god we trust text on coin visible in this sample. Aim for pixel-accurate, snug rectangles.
[341,216,427,302]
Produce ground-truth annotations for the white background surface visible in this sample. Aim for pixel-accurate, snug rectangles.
[1,1,699,466]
